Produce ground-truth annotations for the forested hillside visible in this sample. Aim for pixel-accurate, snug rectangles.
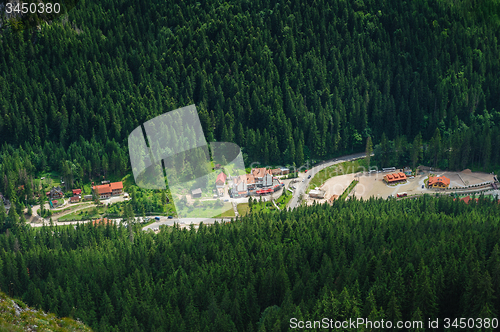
[0,196,499,331]
[2,0,500,190]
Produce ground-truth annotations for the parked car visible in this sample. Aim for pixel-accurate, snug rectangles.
[305,169,308,173]
[308,175,311,179]
[155,216,160,221]
[168,216,173,219]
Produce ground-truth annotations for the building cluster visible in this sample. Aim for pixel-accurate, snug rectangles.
[230,167,286,198]
[70,189,83,203]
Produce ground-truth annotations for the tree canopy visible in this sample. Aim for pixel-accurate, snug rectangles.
[0,196,499,331]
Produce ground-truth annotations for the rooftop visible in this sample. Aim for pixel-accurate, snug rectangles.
[93,182,123,194]
[246,174,255,184]
[216,172,227,183]
[251,168,269,178]
[384,172,407,183]
[428,176,450,186]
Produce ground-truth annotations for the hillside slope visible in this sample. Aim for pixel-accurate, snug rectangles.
[0,291,92,332]
[0,197,498,331]
[0,0,500,171]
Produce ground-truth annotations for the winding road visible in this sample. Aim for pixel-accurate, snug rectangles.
[287,152,367,209]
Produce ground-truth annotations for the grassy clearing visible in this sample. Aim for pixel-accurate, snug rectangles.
[38,171,61,187]
[58,206,107,221]
[251,199,276,213]
[275,193,292,209]
[121,173,136,189]
[340,180,359,200]
[237,203,250,216]
[307,159,368,192]
[214,207,236,218]
[177,202,233,218]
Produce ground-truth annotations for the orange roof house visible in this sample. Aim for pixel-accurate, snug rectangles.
[428,176,450,188]
[216,172,227,187]
[384,172,407,184]
[72,189,82,195]
[92,182,123,198]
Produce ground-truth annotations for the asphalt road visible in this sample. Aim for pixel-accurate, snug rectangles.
[287,152,367,209]
[142,217,233,230]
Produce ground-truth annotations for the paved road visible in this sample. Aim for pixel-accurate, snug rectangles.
[287,152,367,209]
[142,217,233,230]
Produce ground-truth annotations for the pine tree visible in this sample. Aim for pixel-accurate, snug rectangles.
[411,132,422,169]
[296,139,304,167]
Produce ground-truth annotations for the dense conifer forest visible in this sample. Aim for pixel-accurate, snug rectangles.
[2,0,500,204]
[0,196,499,331]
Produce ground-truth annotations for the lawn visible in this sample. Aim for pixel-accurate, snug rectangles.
[37,171,62,190]
[58,206,107,221]
[176,202,233,218]
[237,203,250,216]
[214,207,236,218]
[308,159,368,192]
[275,193,292,209]
[223,163,245,177]
[251,199,276,213]
[339,180,359,200]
